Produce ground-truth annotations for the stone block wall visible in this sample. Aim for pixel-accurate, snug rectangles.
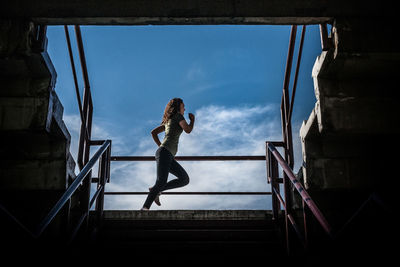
[299,18,399,228]
[0,20,76,239]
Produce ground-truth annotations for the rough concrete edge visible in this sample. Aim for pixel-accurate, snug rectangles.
[102,210,273,220]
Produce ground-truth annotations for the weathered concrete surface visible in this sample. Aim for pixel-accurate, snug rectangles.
[299,17,399,230]
[89,209,285,264]
[103,209,273,220]
[0,20,75,238]
[312,50,399,135]
[3,0,395,25]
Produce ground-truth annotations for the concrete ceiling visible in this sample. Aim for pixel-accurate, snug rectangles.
[1,0,394,25]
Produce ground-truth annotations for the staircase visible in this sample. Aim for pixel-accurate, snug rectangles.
[0,21,76,239]
[88,210,286,263]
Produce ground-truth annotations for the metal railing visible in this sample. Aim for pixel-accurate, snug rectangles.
[0,21,377,257]
[266,142,333,252]
[265,24,335,254]
[64,25,97,232]
[105,155,271,196]
[1,23,334,246]
[0,140,111,242]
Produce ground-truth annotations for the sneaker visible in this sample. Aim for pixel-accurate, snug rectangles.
[154,194,161,206]
[149,187,162,206]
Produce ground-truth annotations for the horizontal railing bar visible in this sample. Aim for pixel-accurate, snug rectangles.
[90,140,105,146]
[266,141,285,147]
[104,191,272,195]
[111,156,266,161]
[268,177,284,183]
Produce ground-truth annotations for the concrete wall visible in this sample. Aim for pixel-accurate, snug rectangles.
[299,17,399,227]
[0,20,76,238]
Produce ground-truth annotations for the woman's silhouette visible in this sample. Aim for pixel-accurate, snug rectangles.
[141,98,195,210]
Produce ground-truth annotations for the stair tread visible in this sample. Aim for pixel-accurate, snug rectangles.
[101,209,274,220]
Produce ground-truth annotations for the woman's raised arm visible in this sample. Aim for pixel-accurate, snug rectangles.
[179,113,195,134]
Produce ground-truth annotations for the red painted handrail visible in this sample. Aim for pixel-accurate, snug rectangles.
[267,142,333,237]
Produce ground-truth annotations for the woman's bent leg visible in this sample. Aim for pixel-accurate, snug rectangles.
[162,159,190,191]
[142,147,173,209]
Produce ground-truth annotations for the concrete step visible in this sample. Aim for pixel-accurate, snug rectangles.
[0,130,69,160]
[0,89,69,134]
[0,46,76,236]
[0,158,70,190]
[0,91,75,191]
[90,210,285,262]
[100,228,280,245]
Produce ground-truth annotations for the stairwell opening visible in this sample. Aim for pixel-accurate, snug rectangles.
[45,24,324,211]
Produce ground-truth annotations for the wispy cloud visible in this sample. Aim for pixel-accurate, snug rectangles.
[62,113,132,174]
[105,104,281,210]
[63,104,302,210]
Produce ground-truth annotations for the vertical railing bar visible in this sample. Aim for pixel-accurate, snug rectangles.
[74,25,91,93]
[105,145,109,183]
[288,25,306,123]
[267,142,281,221]
[272,154,281,213]
[89,185,103,210]
[77,86,88,170]
[272,186,285,208]
[64,25,85,125]
[74,25,94,234]
[287,213,306,248]
[302,199,309,250]
[279,25,298,255]
[282,25,297,170]
[282,158,292,254]
[95,153,106,224]
[282,25,297,124]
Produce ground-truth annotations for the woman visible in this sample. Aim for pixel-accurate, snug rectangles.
[141,98,195,210]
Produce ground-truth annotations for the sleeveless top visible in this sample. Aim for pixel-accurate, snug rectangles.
[160,113,185,156]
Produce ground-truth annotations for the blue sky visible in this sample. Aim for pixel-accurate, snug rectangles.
[47,25,322,210]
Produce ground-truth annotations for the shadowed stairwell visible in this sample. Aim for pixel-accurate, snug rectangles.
[89,210,284,262]
[1,1,399,265]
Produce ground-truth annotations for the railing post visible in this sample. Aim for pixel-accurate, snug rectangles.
[284,25,296,170]
[283,171,292,254]
[74,25,94,236]
[267,142,280,220]
[95,152,106,224]
[106,140,112,183]
[302,199,309,250]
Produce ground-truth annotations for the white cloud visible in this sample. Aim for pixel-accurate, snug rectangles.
[63,104,303,211]
[63,113,130,168]
[179,104,279,156]
[104,104,282,210]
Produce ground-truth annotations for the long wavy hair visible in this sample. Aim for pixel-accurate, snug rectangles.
[161,98,183,125]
